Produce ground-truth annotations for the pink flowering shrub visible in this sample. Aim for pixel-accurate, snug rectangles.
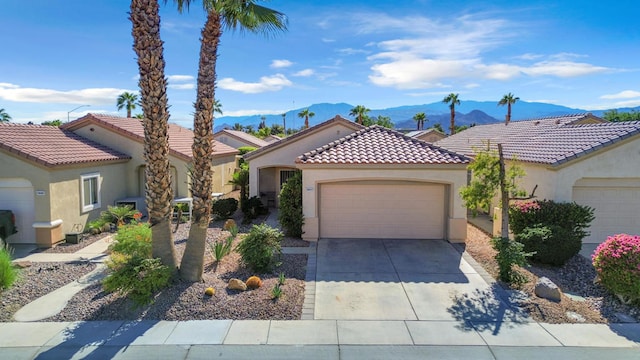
[592,234,640,303]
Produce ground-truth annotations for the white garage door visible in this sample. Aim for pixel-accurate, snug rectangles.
[0,178,36,244]
[573,183,640,244]
[319,181,445,239]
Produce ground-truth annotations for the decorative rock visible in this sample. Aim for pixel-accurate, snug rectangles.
[204,287,215,296]
[12,260,32,269]
[535,276,562,302]
[223,219,237,231]
[228,278,247,291]
[246,276,262,289]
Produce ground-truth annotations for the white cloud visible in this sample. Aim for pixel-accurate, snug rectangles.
[337,48,370,56]
[0,83,133,104]
[168,83,195,90]
[523,61,608,77]
[612,99,640,108]
[166,75,195,91]
[223,109,285,116]
[293,69,315,77]
[321,38,335,43]
[271,59,293,68]
[600,90,640,99]
[167,75,194,82]
[369,57,471,89]
[515,53,543,60]
[218,74,292,94]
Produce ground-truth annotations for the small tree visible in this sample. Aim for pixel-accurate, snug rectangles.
[460,144,531,284]
[278,170,303,237]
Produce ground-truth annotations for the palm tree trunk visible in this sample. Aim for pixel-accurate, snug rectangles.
[506,103,511,125]
[130,0,177,270]
[127,108,132,118]
[180,11,221,282]
[450,107,456,135]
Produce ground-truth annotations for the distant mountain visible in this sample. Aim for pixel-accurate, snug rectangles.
[214,101,639,133]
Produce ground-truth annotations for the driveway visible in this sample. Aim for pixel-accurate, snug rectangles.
[314,239,504,321]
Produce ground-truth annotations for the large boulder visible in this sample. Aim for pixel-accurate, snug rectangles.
[535,276,562,302]
[228,278,247,291]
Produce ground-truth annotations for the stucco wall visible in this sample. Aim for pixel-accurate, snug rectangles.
[214,134,252,149]
[212,154,238,194]
[297,164,469,242]
[247,123,358,198]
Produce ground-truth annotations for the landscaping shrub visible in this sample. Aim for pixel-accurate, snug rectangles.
[86,218,109,234]
[0,247,17,290]
[236,224,282,273]
[100,205,141,227]
[510,200,594,266]
[491,237,531,285]
[212,198,238,220]
[242,196,267,221]
[109,223,151,259]
[592,234,640,304]
[278,170,303,237]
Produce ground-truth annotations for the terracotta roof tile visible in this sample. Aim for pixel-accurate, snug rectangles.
[215,129,270,148]
[62,114,238,160]
[0,123,130,168]
[296,125,470,165]
[435,114,640,165]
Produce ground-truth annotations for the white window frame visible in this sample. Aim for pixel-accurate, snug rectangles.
[81,172,101,212]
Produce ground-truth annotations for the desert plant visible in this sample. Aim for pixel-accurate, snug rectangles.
[103,257,172,306]
[0,247,17,290]
[228,224,239,238]
[86,218,109,234]
[212,198,238,220]
[271,283,282,299]
[209,237,234,262]
[236,224,283,273]
[278,272,286,285]
[101,205,140,226]
[510,200,594,266]
[109,223,152,259]
[278,170,304,237]
[592,234,640,304]
[491,237,532,285]
[242,196,267,221]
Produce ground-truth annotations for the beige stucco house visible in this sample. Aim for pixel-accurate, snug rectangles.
[0,114,239,246]
[244,115,471,243]
[213,129,269,149]
[406,128,447,143]
[435,113,640,244]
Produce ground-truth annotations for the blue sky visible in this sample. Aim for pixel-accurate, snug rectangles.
[2,0,639,128]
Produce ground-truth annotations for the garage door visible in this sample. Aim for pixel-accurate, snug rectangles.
[0,178,36,244]
[319,181,445,239]
[573,183,640,243]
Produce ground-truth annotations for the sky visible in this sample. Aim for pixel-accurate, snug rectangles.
[1,0,639,128]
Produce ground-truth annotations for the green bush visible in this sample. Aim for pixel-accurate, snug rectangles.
[103,257,172,306]
[236,224,283,273]
[100,205,141,226]
[278,170,304,238]
[592,234,640,304]
[212,198,238,219]
[242,196,267,221]
[109,223,152,259]
[510,200,594,266]
[0,247,17,290]
[491,237,532,285]
[86,218,109,234]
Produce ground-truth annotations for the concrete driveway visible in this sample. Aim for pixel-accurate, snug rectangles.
[314,239,503,321]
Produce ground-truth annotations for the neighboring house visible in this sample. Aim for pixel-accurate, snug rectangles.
[0,123,130,246]
[296,126,470,242]
[264,134,281,143]
[435,113,640,244]
[214,129,269,149]
[406,128,447,143]
[244,115,364,208]
[0,114,239,247]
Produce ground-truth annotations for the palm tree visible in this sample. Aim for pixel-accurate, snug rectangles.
[349,105,370,125]
[498,92,520,125]
[130,0,177,270]
[297,108,315,129]
[0,108,12,122]
[116,92,139,118]
[442,93,460,135]
[232,122,243,131]
[413,112,427,130]
[213,99,223,116]
[175,0,287,282]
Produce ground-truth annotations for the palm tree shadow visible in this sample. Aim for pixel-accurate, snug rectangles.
[446,283,530,335]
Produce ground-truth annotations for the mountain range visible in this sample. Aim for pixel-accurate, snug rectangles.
[213,101,639,133]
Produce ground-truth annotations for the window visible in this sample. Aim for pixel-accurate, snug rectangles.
[81,173,101,212]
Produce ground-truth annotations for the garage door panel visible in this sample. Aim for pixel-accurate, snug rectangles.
[573,186,640,244]
[320,183,445,239]
[0,179,36,244]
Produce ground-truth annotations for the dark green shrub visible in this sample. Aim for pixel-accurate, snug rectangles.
[0,247,17,290]
[491,237,532,285]
[593,234,640,304]
[103,257,172,306]
[109,223,151,259]
[212,198,238,219]
[509,200,594,266]
[242,196,267,221]
[236,224,283,273]
[86,218,109,234]
[100,205,141,226]
[278,170,304,238]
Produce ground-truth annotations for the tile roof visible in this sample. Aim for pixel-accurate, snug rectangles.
[63,114,238,161]
[215,129,269,148]
[296,125,470,165]
[244,115,364,161]
[405,129,446,138]
[0,123,130,168]
[434,114,640,166]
